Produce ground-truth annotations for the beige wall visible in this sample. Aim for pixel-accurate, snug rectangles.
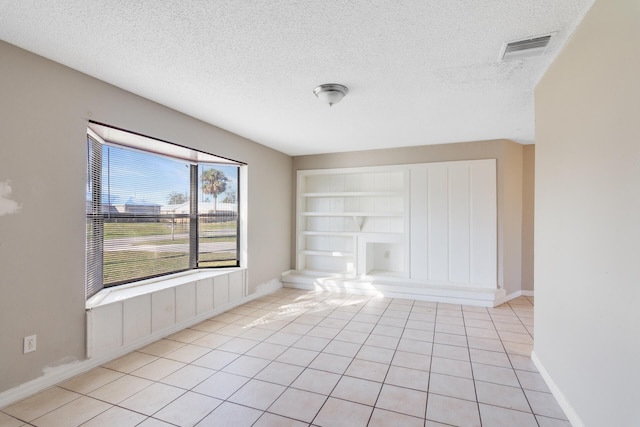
[535,0,639,425]
[521,145,535,291]
[292,139,526,295]
[0,41,292,392]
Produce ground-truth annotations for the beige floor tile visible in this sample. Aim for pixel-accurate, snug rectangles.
[469,348,511,368]
[167,328,208,343]
[467,337,505,352]
[429,373,477,401]
[291,335,330,351]
[279,322,314,335]
[190,320,226,333]
[392,350,431,371]
[254,361,305,386]
[434,332,468,347]
[494,322,529,334]
[377,316,407,327]
[131,358,186,381]
[191,349,239,370]
[472,363,520,387]
[159,364,215,389]
[221,355,270,377]
[217,337,260,354]
[516,370,550,392]
[397,338,433,355]
[479,403,538,427]
[364,334,399,350]
[308,352,353,374]
[402,327,434,341]
[275,347,318,367]
[313,397,373,427]
[31,396,110,427]
[291,368,341,395]
[435,323,466,335]
[253,412,308,427]
[536,415,573,426]
[503,341,533,356]
[345,359,389,382]
[239,326,276,341]
[436,315,464,326]
[268,388,327,423]
[334,329,370,344]
[426,393,480,427]
[475,381,531,412]
[368,408,424,427]
[88,375,153,404]
[466,327,501,339]
[228,379,286,410]
[431,357,473,379]
[118,382,184,416]
[372,324,404,338]
[307,326,340,340]
[376,384,427,418]
[245,342,288,360]
[137,418,174,426]
[81,406,146,427]
[508,354,538,372]
[464,318,495,329]
[344,319,376,332]
[163,344,212,363]
[524,390,568,419]
[384,365,430,392]
[138,339,185,357]
[58,367,123,394]
[154,391,220,426]
[3,387,80,422]
[432,343,470,361]
[323,340,361,358]
[191,333,234,349]
[498,331,534,345]
[0,412,25,427]
[264,331,302,346]
[331,376,381,406]
[197,401,262,427]
[193,371,249,399]
[103,352,158,373]
[356,345,395,364]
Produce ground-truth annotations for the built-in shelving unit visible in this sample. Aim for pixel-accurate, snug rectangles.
[295,166,410,278]
[283,160,504,307]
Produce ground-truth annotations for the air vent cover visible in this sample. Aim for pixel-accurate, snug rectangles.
[500,34,552,61]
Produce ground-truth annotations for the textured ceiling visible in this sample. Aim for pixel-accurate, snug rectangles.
[0,1,594,155]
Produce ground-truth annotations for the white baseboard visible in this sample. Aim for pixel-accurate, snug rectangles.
[531,351,584,427]
[0,280,282,409]
[521,290,535,296]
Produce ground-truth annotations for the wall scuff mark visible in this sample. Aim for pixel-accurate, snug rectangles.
[0,180,21,216]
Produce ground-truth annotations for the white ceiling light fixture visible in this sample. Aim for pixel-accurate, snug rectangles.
[313,83,349,107]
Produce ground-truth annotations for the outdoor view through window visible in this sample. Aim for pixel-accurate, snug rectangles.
[86,126,240,298]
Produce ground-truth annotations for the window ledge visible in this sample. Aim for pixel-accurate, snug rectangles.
[86,268,244,309]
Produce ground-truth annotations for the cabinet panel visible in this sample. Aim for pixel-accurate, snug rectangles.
[449,165,471,283]
[427,166,450,281]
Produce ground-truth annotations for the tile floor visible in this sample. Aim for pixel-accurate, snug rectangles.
[0,289,571,427]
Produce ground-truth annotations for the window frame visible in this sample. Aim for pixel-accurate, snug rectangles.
[86,122,244,299]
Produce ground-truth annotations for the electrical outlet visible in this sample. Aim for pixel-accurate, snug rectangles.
[24,335,36,354]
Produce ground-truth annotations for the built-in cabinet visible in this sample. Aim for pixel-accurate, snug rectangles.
[283,159,504,306]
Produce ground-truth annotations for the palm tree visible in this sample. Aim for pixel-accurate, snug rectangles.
[200,169,228,212]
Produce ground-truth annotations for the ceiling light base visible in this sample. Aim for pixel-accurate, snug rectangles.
[313,83,349,107]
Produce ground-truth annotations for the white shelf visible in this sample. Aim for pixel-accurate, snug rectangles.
[300,231,359,236]
[301,192,398,197]
[299,250,355,257]
[301,212,404,217]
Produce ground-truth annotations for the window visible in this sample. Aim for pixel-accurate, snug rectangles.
[86,122,242,299]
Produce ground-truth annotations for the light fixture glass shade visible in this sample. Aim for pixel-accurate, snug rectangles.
[314,84,349,106]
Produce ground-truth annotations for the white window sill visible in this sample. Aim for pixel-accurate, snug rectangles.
[86,268,244,309]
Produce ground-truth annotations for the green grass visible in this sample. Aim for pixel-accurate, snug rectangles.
[104,250,189,284]
[103,220,237,239]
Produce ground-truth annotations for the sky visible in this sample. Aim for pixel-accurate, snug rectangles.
[97,144,238,206]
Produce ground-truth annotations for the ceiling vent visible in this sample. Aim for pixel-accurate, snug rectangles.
[500,34,553,61]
